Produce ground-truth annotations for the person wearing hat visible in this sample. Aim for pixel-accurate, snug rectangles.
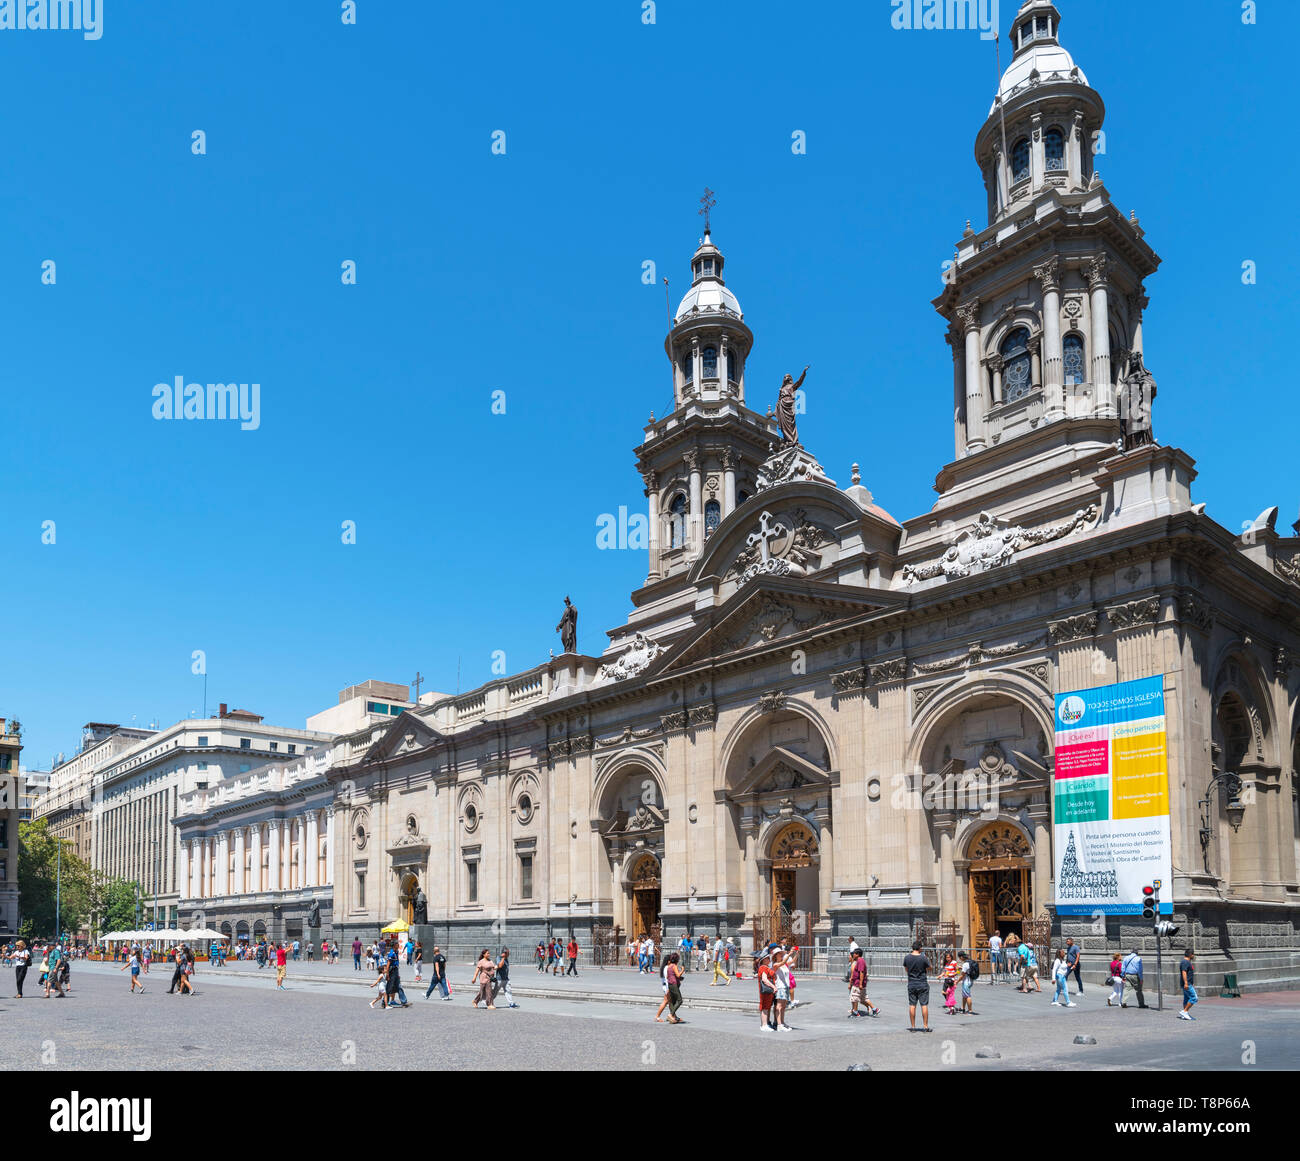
[755,948,777,1031]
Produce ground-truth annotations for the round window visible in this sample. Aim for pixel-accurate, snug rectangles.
[464,803,479,832]
[517,794,533,824]
[353,823,367,850]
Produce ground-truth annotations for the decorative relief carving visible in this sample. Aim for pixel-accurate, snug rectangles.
[1032,257,1059,293]
[570,733,593,754]
[1049,612,1098,645]
[547,737,572,762]
[598,632,666,682]
[1277,555,1300,586]
[1106,597,1161,630]
[870,658,907,684]
[1274,645,1292,681]
[956,298,980,332]
[913,685,943,714]
[1014,661,1051,687]
[660,710,688,732]
[756,690,786,715]
[902,505,1099,583]
[1122,566,1142,584]
[830,667,868,694]
[1177,594,1213,634]
[913,636,1047,675]
[688,703,717,726]
[1086,253,1109,289]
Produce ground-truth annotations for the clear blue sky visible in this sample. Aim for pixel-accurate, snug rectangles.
[2,1,1295,770]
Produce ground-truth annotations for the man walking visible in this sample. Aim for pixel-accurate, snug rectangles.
[987,931,1002,984]
[1064,937,1083,995]
[424,945,452,1000]
[566,936,579,976]
[353,937,362,970]
[275,941,289,990]
[904,940,931,1032]
[711,935,731,986]
[1179,950,1197,1021]
[385,943,411,1008]
[292,938,300,962]
[1120,947,1146,1009]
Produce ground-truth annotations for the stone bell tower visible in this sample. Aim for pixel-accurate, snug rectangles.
[634,211,779,586]
[932,0,1161,499]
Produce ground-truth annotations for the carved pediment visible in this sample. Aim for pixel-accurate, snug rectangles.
[365,711,443,763]
[658,578,893,672]
[729,746,836,800]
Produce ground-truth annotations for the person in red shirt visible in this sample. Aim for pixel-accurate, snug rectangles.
[274,942,289,990]
[756,949,777,1032]
[566,938,579,977]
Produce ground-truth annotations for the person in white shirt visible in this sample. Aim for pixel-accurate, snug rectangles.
[987,932,1003,982]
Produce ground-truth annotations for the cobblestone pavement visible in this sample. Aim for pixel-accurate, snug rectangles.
[3,962,1296,1071]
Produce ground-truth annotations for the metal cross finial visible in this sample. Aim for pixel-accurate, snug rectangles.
[699,187,716,232]
[412,671,423,701]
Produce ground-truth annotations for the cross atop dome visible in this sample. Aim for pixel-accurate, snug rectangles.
[698,186,716,233]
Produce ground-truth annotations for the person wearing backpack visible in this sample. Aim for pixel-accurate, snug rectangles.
[961,950,978,1013]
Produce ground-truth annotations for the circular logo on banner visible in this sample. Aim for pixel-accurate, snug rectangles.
[1058,695,1086,725]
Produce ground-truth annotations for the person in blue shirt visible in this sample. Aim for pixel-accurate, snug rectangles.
[1120,949,1146,1009]
[384,946,410,1008]
[1017,941,1040,993]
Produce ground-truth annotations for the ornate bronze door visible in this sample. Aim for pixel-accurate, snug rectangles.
[630,855,661,939]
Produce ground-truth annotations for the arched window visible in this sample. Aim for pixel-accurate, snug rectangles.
[1011,138,1031,183]
[702,346,718,378]
[1063,333,1086,385]
[1001,327,1033,402]
[704,499,721,538]
[668,493,687,549]
[1045,127,1065,171]
[727,349,738,383]
[736,488,749,506]
[680,354,692,383]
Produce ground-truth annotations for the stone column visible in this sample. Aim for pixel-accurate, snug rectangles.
[250,825,263,893]
[199,838,209,899]
[281,819,291,890]
[1036,258,1064,420]
[305,811,319,888]
[721,450,736,518]
[685,449,703,553]
[644,471,660,580]
[1030,113,1044,191]
[949,327,966,455]
[1127,288,1148,361]
[319,806,330,889]
[268,820,281,892]
[234,828,246,895]
[814,808,834,919]
[988,356,1003,406]
[1088,254,1113,417]
[718,334,728,394]
[1028,335,1042,391]
[178,841,190,901]
[958,300,985,451]
[1069,113,1086,187]
[690,338,701,393]
[218,831,230,896]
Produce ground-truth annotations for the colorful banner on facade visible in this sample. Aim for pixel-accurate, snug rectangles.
[1053,675,1173,915]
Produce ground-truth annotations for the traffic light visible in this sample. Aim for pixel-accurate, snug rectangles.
[1141,884,1156,920]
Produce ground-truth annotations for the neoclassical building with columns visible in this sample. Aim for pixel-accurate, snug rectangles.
[195,3,1300,984]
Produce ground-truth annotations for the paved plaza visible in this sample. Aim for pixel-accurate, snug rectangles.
[3,960,1297,1071]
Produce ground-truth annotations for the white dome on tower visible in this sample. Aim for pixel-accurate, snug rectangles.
[989,0,1087,115]
[673,228,742,322]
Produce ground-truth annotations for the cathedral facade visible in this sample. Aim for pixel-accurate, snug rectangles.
[205,3,1300,981]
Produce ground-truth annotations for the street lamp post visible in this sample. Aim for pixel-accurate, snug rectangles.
[1199,745,1246,875]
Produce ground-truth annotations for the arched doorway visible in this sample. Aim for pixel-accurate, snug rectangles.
[399,872,420,926]
[965,822,1033,947]
[628,854,661,940]
[768,821,820,935]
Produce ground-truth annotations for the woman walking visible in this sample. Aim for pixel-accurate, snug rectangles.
[413,942,424,984]
[121,946,145,994]
[663,953,685,1023]
[473,948,497,1009]
[1107,951,1125,1006]
[496,947,518,1008]
[940,951,959,1014]
[654,952,674,1022]
[178,947,196,996]
[772,949,793,1031]
[1050,949,1075,1006]
[12,939,29,998]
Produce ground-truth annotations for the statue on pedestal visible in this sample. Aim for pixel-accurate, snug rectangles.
[1119,351,1157,450]
[306,899,321,929]
[413,888,428,926]
[776,365,809,445]
[556,596,578,654]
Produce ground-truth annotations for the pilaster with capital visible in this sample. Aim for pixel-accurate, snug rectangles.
[1087,254,1114,415]
[305,810,319,888]
[1036,257,1065,420]
[685,449,703,553]
[643,470,661,579]
[957,299,985,450]
[721,449,737,518]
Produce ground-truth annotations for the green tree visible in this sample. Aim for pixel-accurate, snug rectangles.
[17,818,95,939]
[97,877,141,935]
